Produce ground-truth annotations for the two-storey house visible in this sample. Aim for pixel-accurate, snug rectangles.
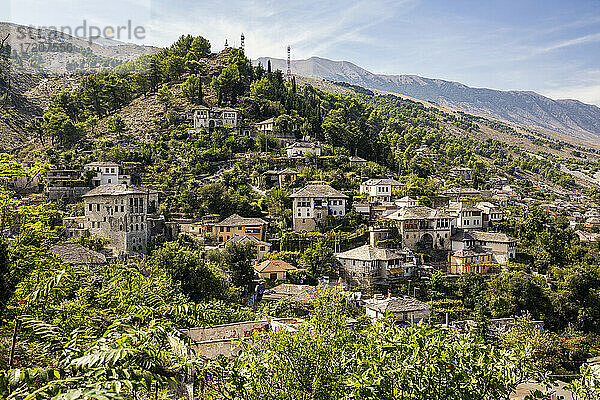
[359,178,403,203]
[289,184,348,232]
[447,202,483,231]
[209,214,268,243]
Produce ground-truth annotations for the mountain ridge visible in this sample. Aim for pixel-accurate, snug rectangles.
[255,56,600,142]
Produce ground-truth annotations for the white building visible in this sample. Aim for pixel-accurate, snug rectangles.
[359,178,403,203]
[447,202,483,231]
[84,162,133,187]
[191,106,239,132]
[289,184,348,232]
[82,184,159,256]
[285,142,322,157]
[475,201,503,229]
[395,196,419,208]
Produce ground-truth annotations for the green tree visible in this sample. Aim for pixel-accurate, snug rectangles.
[181,74,203,104]
[156,85,174,110]
[107,114,126,134]
[221,241,256,292]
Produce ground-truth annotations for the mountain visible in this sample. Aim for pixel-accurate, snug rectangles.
[0,22,159,75]
[255,56,600,142]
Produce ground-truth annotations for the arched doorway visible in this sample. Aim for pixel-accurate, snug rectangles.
[417,233,434,251]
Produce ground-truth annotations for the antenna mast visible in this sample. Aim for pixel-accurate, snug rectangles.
[240,33,245,51]
[286,45,291,80]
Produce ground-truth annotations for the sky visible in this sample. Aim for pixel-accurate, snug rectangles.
[4,0,600,105]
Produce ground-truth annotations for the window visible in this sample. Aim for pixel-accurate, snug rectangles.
[96,204,100,211]
[89,204,92,211]
[108,178,112,183]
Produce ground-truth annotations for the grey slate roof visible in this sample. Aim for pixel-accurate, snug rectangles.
[468,231,517,243]
[215,213,267,227]
[335,245,406,261]
[85,161,120,167]
[366,296,431,314]
[447,202,481,212]
[83,184,157,197]
[289,184,348,199]
[362,178,403,186]
[49,242,107,265]
[387,206,452,220]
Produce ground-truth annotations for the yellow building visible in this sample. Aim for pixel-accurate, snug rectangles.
[206,214,268,243]
[449,248,498,274]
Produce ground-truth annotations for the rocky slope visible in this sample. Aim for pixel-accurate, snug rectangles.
[256,56,600,142]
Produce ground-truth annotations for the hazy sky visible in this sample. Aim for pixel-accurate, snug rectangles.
[4,0,600,105]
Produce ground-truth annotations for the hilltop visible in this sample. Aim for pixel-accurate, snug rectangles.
[256,56,600,143]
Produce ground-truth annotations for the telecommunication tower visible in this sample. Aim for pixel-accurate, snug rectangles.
[240,33,245,51]
[286,45,291,80]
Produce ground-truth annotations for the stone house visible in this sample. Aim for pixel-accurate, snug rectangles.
[336,244,416,294]
[289,184,348,232]
[257,117,296,139]
[259,168,298,189]
[285,141,322,157]
[387,206,453,251]
[82,184,159,256]
[449,167,473,181]
[45,168,90,201]
[364,295,431,324]
[49,242,107,267]
[359,178,404,203]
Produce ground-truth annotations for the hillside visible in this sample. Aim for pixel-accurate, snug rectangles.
[0,22,160,150]
[256,56,600,143]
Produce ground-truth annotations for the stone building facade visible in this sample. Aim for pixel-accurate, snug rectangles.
[289,184,348,232]
[387,206,453,251]
[82,184,159,256]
